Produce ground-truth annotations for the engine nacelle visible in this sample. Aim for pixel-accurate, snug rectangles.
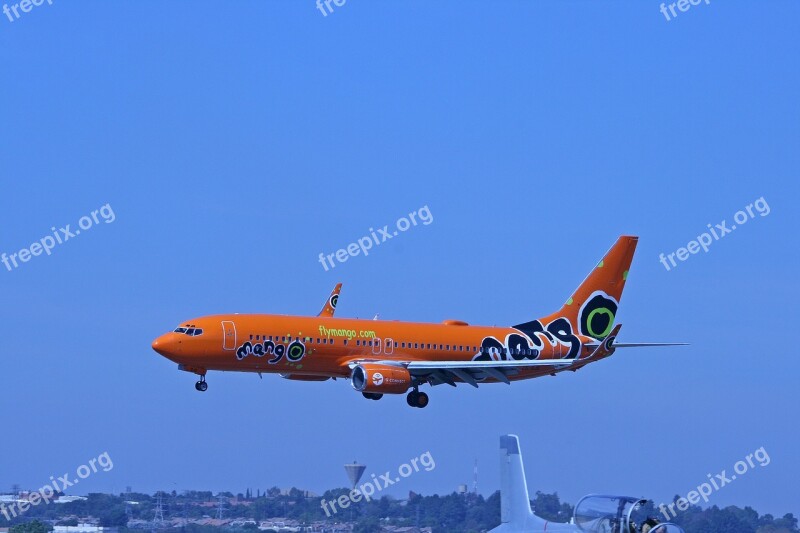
[351,363,412,394]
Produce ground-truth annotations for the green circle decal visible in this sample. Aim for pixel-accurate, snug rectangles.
[579,293,618,340]
[586,308,614,339]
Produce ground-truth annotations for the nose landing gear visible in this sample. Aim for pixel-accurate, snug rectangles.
[195,376,208,392]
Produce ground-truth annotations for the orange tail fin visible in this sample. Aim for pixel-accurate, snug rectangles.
[514,236,638,341]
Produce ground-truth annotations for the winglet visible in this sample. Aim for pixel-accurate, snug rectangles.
[318,283,342,317]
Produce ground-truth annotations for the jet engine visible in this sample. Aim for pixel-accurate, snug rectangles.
[350,363,412,394]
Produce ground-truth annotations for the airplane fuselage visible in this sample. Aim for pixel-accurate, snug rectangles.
[152,313,600,382]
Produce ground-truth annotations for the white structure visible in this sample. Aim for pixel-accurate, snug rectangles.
[489,435,685,533]
[53,525,115,533]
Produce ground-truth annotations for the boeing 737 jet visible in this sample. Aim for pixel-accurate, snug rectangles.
[151,236,682,408]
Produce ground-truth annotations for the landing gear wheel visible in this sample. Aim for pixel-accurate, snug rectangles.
[195,379,208,392]
[406,391,428,408]
[407,391,419,407]
[415,392,429,408]
[362,392,383,401]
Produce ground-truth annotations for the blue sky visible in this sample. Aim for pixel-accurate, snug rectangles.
[1,0,798,520]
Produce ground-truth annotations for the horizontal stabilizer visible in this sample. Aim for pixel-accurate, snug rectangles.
[611,342,689,347]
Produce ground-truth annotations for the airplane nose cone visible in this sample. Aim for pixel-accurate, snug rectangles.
[152,333,181,359]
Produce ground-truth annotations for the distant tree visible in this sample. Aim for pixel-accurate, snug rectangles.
[531,491,572,523]
[100,506,129,527]
[352,516,381,533]
[10,520,53,533]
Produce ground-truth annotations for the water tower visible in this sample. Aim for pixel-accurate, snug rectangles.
[344,461,366,490]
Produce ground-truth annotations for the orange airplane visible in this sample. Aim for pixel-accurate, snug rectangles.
[151,236,682,408]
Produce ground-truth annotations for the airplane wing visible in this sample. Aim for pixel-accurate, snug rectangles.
[346,324,684,388]
[405,358,577,387]
[346,357,579,387]
[318,283,342,317]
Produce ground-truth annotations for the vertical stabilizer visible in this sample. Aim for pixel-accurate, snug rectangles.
[499,435,550,529]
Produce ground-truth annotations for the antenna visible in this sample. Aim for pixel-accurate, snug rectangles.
[473,459,478,494]
[125,486,133,519]
[153,492,165,524]
[216,495,226,520]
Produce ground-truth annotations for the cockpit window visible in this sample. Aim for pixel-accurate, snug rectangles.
[173,327,203,336]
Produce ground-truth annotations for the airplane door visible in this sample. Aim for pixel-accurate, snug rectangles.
[384,338,394,355]
[221,320,237,350]
[372,338,382,355]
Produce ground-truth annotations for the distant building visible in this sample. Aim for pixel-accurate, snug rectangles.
[54,496,88,504]
[278,489,319,498]
[258,518,309,532]
[53,525,117,533]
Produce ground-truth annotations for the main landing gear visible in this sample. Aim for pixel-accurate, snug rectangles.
[406,389,429,408]
[195,375,208,392]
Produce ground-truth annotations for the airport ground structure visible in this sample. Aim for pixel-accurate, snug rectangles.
[0,489,795,533]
